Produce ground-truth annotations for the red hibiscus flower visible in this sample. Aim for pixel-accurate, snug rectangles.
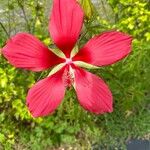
[2,0,132,117]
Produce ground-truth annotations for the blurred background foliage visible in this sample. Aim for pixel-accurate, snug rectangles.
[0,0,150,149]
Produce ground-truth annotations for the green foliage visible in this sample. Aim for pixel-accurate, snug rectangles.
[78,0,95,20]
[0,0,150,149]
[108,0,150,41]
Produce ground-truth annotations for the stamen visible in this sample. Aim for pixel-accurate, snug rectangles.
[62,67,74,88]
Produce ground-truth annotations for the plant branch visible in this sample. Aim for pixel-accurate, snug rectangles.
[31,0,39,33]
[16,0,31,32]
[0,21,10,38]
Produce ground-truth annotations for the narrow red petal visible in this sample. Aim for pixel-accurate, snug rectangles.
[49,0,84,57]
[26,68,66,117]
[74,66,113,114]
[73,31,132,66]
[2,33,63,71]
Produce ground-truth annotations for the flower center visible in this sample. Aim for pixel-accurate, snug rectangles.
[65,58,72,65]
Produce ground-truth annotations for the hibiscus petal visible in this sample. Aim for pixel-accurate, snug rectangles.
[49,0,84,57]
[2,33,63,71]
[74,66,113,114]
[26,68,66,117]
[73,31,132,66]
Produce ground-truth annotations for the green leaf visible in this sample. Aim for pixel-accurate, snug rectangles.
[0,133,5,143]
[78,0,94,20]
